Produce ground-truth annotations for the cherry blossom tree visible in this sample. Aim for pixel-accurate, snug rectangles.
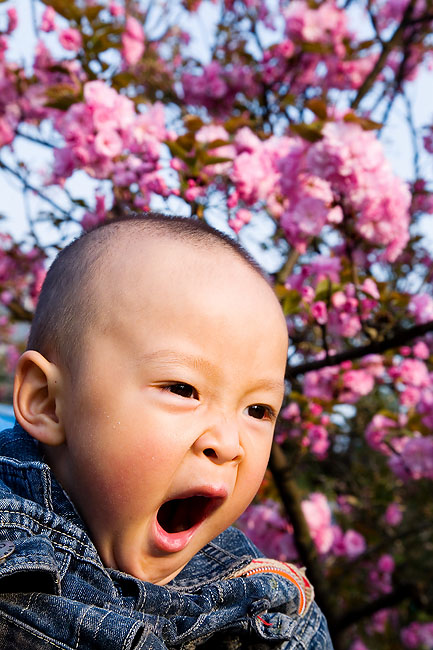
[1,1,433,647]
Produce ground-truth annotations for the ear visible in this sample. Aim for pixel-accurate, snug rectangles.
[13,350,66,446]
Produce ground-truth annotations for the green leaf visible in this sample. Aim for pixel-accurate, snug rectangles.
[177,133,196,152]
[166,140,190,160]
[224,115,253,133]
[301,41,333,55]
[84,4,105,21]
[205,139,230,149]
[343,113,382,131]
[184,115,204,133]
[199,154,233,166]
[41,0,81,21]
[290,122,324,142]
[305,98,328,120]
[44,85,79,111]
[282,290,302,314]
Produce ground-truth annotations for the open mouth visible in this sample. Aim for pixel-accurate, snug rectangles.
[157,496,217,534]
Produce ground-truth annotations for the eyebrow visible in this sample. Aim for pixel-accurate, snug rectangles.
[136,350,219,376]
[137,350,285,394]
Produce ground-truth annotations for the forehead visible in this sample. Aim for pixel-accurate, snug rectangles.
[91,233,287,342]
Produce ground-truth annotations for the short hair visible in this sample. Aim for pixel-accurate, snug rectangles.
[27,212,267,373]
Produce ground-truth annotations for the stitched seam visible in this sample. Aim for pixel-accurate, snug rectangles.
[0,510,88,547]
[92,610,111,642]
[0,610,73,649]
[0,521,104,568]
[122,622,142,650]
[75,604,93,649]
[21,592,37,614]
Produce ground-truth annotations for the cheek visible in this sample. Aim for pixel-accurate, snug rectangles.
[235,445,271,508]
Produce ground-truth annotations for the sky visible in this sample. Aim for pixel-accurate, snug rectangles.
[1,0,432,255]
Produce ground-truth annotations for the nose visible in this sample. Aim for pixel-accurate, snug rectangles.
[193,416,245,465]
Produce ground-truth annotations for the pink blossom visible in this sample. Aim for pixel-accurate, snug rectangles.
[5,345,19,372]
[311,301,328,324]
[304,366,339,401]
[310,403,323,417]
[305,121,411,261]
[306,424,330,458]
[281,403,301,421]
[280,174,334,247]
[360,278,380,300]
[109,2,125,17]
[377,553,395,574]
[341,369,375,403]
[365,414,397,453]
[413,341,430,359]
[59,28,83,52]
[389,435,433,480]
[6,8,18,34]
[399,386,421,407]
[0,118,14,148]
[360,354,384,378]
[195,124,234,175]
[350,640,369,650]
[409,293,433,324]
[394,358,430,387]
[52,148,75,183]
[122,16,145,66]
[301,286,315,303]
[384,502,403,526]
[40,6,56,32]
[309,256,342,283]
[302,493,334,553]
[232,145,280,204]
[94,129,123,158]
[401,622,433,649]
[84,81,118,109]
[343,529,366,557]
[234,126,261,153]
[237,499,297,562]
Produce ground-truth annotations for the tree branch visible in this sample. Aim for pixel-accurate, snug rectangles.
[351,0,417,109]
[268,443,337,632]
[286,320,433,378]
[336,584,416,629]
[0,159,70,218]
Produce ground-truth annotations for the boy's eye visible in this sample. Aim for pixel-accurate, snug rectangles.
[163,383,198,399]
[247,404,275,421]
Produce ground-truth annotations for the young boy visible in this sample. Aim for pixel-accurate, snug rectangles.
[0,214,333,649]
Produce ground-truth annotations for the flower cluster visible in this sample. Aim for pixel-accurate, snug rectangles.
[238,493,366,560]
[52,81,169,208]
[401,621,433,649]
[181,61,259,117]
[228,120,411,261]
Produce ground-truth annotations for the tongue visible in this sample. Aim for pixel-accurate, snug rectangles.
[158,496,208,534]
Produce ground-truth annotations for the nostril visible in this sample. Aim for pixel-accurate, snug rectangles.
[203,448,218,458]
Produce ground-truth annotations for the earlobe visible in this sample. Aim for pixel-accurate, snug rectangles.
[13,350,66,446]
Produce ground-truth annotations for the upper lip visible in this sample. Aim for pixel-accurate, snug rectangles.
[163,485,228,503]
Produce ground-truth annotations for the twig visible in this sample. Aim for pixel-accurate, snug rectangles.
[286,320,433,377]
[351,0,417,109]
[336,584,416,629]
[0,159,70,218]
[268,443,337,632]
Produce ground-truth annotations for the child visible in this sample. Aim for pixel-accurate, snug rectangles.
[0,214,333,649]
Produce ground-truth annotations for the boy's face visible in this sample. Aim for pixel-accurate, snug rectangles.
[52,237,288,585]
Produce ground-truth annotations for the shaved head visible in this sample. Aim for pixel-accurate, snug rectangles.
[27,213,271,374]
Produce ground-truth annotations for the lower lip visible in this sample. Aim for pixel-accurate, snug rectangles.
[151,497,224,553]
[152,516,202,553]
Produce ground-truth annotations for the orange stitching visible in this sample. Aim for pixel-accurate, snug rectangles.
[244,564,305,615]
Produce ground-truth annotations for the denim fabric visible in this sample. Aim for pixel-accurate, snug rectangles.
[0,424,333,649]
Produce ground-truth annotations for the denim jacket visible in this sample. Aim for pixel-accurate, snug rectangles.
[0,424,333,649]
